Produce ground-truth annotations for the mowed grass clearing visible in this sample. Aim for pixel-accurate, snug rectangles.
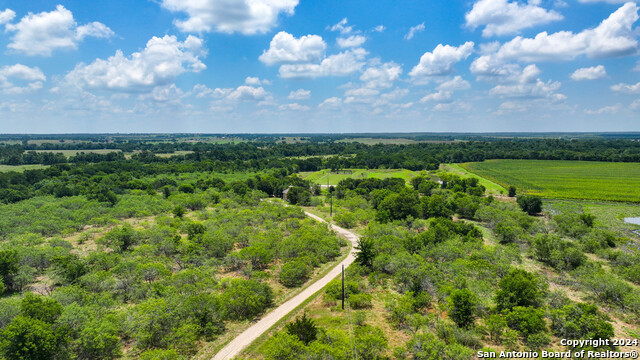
[0,164,49,172]
[460,159,640,202]
[440,163,507,195]
[300,169,418,185]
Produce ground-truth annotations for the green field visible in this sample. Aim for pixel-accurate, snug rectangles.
[34,149,122,157]
[336,137,464,145]
[460,159,640,202]
[440,164,508,195]
[0,164,49,172]
[300,169,418,185]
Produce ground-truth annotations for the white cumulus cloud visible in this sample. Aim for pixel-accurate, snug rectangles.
[227,85,268,101]
[480,3,639,62]
[5,5,113,56]
[465,0,563,37]
[409,42,475,80]
[405,23,425,40]
[330,18,353,34]
[570,65,607,80]
[259,32,326,65]
[160,0,298,34]
[288,89,311,99]
[279,48,368,78]
[438,76,471,91]
[611,81,640,94]
[360,62,402,88]
[64,35,206,92]
[0,9,15,24]
[337,35,366,48]
[578,0,630,3]
[0,64,46,94]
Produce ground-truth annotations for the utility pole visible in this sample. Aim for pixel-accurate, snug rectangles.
[341,264,345,310]
[328,172,333,217]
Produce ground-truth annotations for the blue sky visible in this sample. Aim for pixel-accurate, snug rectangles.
[0,0,638,133]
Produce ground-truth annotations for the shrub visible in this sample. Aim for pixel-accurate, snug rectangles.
[517,195,542,215]
[550,302,614,348]
[0,316,61,360]
[263,332,306,360]
[20,293,62,324]
[220,279,273,320]
[504,306,547,338]
[325,278,360,301]
[334,212,357,228]
[349,293,373,309]
[495,269,545,311]
[279,260,311,288]
[285,313,318,344]
[449,288,478,329]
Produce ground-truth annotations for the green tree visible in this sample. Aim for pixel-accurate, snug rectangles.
[279,260,311,288]
[285,313,318,345]
[495,269,545,311]
[517,195,542,215]
[550,302,614,348]
[128,298,173,349]
[508,186,516,197]
[21,293,63,324]
[504,306,547,338]
[355,237,375,269]
[75,319,121,360]
[355,325,388,360]
[449,289,477,329]
[0,250,19,291]
[263,332,306,360]
[172,205,185,218]
[220,279,274,320]
[0,316,61,360]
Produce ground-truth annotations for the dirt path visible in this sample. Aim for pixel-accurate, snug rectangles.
[211,211,359,360]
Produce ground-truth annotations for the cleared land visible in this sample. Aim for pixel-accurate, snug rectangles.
[300,169,418,186]
[440,164,507,195]
[0,164,49,172]
[460,159,640,202]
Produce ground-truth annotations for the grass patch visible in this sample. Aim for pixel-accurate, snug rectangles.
[460,159,640,202]
[545,199,640,236]
[440,164,507,195]
[0,164,49,172]
[300,169,418,186]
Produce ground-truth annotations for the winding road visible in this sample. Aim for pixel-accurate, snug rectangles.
[212,211,360,360]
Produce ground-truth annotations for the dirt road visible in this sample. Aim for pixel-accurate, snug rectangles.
[212,211,359,360]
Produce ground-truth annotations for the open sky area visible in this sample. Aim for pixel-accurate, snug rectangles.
[0,0,638,133]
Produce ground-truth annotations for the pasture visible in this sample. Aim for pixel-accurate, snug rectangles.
[0,164,49,172]
[300,169,418,185]
[440,164,507,195]
[460,159,640,202]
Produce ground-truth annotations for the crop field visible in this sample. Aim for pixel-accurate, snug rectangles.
[460,159,640,202]
[300,168,418,185]
[0,164,49,172]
